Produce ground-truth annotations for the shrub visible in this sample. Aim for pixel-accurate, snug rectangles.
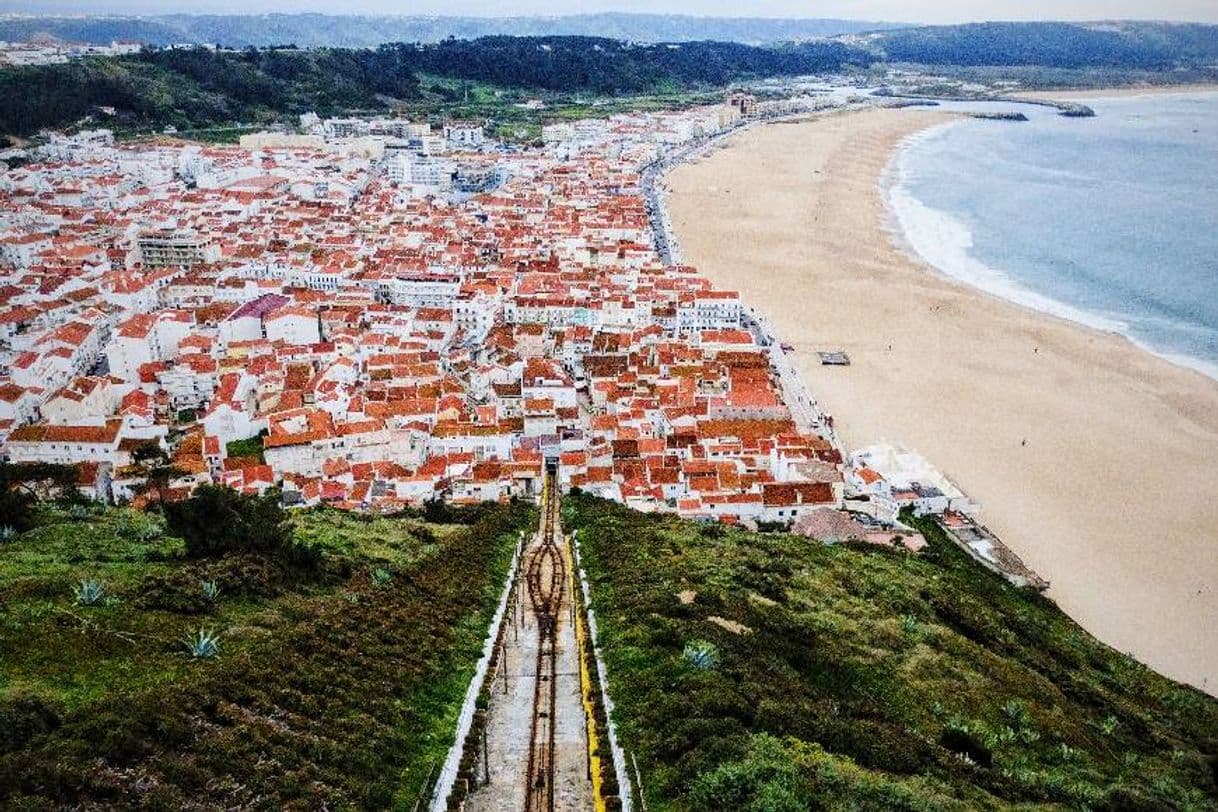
[0,483,35,533]
[137,571,216,614]
[1002,698,1033,728]
[0,692,61,754]
[1,462,79,524]
[164,485,292,560]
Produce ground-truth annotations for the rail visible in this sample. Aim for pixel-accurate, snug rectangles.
[523,468,565,812]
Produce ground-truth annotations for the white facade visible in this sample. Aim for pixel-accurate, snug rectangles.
[265,311,321,346]
[678,293,742,333]
[444,124,486,148]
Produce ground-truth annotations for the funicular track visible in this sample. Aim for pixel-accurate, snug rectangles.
[450,461,615,812]
[524,464,565,812]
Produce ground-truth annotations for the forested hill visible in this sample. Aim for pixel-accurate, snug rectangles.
[0,38,862,139]
[860,21,1218,69]
[0,13,898,48]
[403,37,859,92]
[2,22,1217,140]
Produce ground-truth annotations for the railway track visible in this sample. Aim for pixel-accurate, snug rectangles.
[523,465,565,812]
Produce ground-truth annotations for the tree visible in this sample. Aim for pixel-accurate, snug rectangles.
[0,462,80,532]
[128,441,186,508]
[0,484,34,534]
[164,485,291,559]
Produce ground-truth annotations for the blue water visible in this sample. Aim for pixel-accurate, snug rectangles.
[887,92,1218,379]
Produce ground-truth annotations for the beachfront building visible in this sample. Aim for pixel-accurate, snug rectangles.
[847,443,978,520]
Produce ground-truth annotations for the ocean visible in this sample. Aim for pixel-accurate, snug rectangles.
[886,92,1218,379]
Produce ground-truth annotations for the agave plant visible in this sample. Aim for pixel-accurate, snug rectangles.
[72,578,105,606]
[683,639,720,670]
[0,525,17,542]
[183,628,221,659]
[371,567,393,588]
[66,504,91,521]
[200,579,221,602]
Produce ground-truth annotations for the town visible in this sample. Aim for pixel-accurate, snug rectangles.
[3,11,1217,809]
[0,88,996,553]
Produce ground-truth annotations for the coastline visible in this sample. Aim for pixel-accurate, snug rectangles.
[880,119,1218,384]
[664,106,1218,694]
[1018,83,1218,101]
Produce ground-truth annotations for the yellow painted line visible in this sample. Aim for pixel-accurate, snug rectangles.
[570,528,609,812]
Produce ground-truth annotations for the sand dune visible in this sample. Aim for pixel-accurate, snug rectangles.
[666,106,1218,694]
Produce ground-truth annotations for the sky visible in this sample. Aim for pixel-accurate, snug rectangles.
[2,1,1216,24]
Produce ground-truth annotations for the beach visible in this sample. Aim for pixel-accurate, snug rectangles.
[665,106,1218,694]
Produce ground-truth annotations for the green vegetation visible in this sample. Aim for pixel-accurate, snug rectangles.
[0,462,80,533]
[868,21,1218,71]
[163,484,293,560]
[5,25,1217,142]
[564,492,1218,810]
[0,497,532,807]
[0,37,857,139]
[224,435,265,463]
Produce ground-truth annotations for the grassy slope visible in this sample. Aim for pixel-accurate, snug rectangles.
[0,501,531,808]
[564,493,1218,810]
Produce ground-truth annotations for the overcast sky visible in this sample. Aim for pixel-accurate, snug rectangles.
[2,1,1216,24]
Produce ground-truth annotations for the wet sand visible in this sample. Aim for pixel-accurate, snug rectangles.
[665,106,1218,694]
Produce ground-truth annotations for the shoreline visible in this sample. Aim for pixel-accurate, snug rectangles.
[878,118,1218,385]
[1020,82,1218,101]
[665,105,1218,695]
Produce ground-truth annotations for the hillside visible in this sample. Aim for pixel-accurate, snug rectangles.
[0,37,860,138]
[0,499,531,807]
[563,493,1218,809]
[860,21,1218,69]
[4,21,1217,141]
[0,13,899,48]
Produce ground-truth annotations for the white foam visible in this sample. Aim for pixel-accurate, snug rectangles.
[882,125,1218,382]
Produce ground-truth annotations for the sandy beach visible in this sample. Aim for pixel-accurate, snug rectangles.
[665,106,1218,694]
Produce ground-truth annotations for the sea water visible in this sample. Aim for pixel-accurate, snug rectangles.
[887,92,1218,379]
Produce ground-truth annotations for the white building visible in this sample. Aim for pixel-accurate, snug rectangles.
[848,443,978,519]
[444,122,486,148]
[386,154,456,191]
[264,306,321,346]
[4,418,125,466]
[382,273,461,309]
[105,311,193,382]
[678,291,742,333]
[218,293,291,347]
